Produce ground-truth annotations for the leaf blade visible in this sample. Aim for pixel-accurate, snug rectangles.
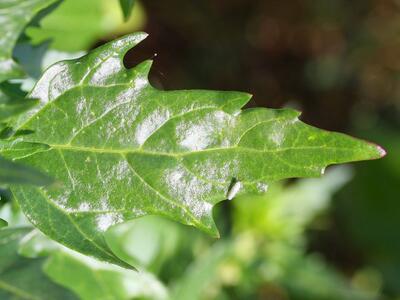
[4,33,384,266]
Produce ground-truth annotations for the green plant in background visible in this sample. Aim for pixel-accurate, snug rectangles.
[0,0,388,299]
[26,0,145,52]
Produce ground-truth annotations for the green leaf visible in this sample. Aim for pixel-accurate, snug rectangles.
[0,0,59,82]
[26,0,144,52]
[171,241,232,300]
[17,229,169,300]
[0,82,38,123]
[119,0,135,20]
[0,227,77,300]
[0,203,29,228]
[105,216,180,270]
[233,166,353,240]
[44,248,169,300]
[3,32,385,266]
[0,219,7,228]
[0,81,49,189]
[0,156,53,185]
[18,229,59,258]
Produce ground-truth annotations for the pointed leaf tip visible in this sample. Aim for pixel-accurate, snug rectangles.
[377,145,387,158]
[357,139,387,160]
[3,34,386,268]
[119,0,135,21]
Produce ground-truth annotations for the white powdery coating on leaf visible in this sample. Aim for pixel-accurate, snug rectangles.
[256,182,269,193]
[53,190,72,210]
[111,160,130,181]
[31,62,73,103]
[176,111,228,151]
[270,131,284,146]
[96,213,123,232]
[268,121,286,146]
[89,57,121,85]
[99,196,110,211]
[135,108,171,145]
[76,97,86,114]
[133,77,147,92]
[78,202,90,212]
[197,159,239,183]
[164,166,213,219]
[177,123,212,151]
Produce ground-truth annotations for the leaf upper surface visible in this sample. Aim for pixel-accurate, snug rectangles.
[3,33,384,266]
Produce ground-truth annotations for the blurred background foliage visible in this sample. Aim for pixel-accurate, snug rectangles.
[2,0,400,299]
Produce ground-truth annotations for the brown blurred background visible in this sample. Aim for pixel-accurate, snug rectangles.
[123,0,400,132]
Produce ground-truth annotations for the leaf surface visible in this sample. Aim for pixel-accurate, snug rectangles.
[3,33,385,266]
[0,0,58,82]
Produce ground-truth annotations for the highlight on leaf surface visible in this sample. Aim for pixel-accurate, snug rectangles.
[1,32,385,267]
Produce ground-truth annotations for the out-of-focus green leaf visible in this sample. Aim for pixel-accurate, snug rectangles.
[0,218,7,228]
[119,0,135,20]
[0,0,59,82]
[0,227,78,300]
[0,156,52,185]
[1,32,384,266]
[169,168,376,299]
[0,203,29,228]
[44,248,169,300]
[13,42,50,80]
[0,82,38,123]
[16,228,169,300]
[171,168,368,300]
[172,241,232,300]
[261,242,374,300]
[12,43,87,94]
[233,166,353,241]
[105,216,180,271]
[18,229,59,258]
[26,0,145,52]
